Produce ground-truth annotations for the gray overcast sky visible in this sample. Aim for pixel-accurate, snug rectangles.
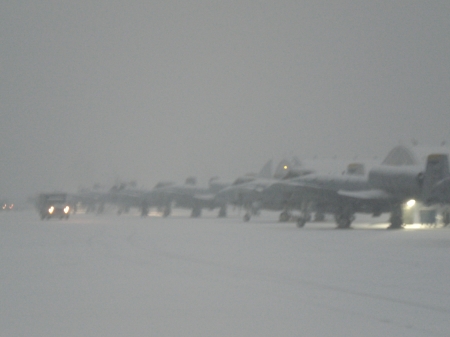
[1,1,449,199]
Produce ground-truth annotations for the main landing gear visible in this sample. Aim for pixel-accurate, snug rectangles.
[296,216,308,228]
[162,206,171,217]
[279,210,291,222]
[388,203,403,229]
[334,213,354,229]
[218,205,227,218]
[334,205,355,229]
[140,203,149,217]
[243,213,251,222]
[242,203,260,222]
[296,201,312,228]
[191,205,202,218]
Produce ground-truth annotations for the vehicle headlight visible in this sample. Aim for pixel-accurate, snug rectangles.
[64,206,70,214]
[48,206,55,214]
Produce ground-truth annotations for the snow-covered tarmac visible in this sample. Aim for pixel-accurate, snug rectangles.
[1,210,450,337]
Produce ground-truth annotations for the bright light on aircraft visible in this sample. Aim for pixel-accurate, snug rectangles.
[406,199,416,208]
[284,165,288,170]
[48,206,54,214]
[64,206,70,214]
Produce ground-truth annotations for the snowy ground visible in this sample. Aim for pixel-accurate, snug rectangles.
[1,209,450,337]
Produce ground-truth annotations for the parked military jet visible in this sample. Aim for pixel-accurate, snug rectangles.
[267,153,450,229]
[137,177,222,217]
[214,159,311,222]
[108,183,149,215]
[139,160,275,218]
[69,184,110,213]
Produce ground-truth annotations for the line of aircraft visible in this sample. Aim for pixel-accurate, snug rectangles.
[68,144,450,229]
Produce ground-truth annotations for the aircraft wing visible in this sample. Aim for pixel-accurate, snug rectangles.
[267,180,394,205]
[108,189,145,207]
[337,189,392,200]
[267,180,335,195]
[193,193,216,202]
[177,193,219,209]
[272,181,392,201]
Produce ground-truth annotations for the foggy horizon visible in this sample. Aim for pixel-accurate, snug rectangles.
[1,2,449,200]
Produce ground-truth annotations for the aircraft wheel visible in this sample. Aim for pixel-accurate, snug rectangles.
[314,212,325,222]
[388,215,403,229]
[279,211,290,222]
[336,219,351,229]
[163,208,171,217]
[442,211,450,227]
[296,217,306,228]
[335,215,352,229]
[97,203,105,214]
[218,206,227,218]
[191,207,201,218]
[141,204,149,217]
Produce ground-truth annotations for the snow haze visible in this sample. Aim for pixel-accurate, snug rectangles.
[1,1,449,199]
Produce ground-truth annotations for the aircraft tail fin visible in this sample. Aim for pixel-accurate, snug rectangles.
[257,160,273,179]
[273,159,292,179]
[422,154,450,202]
[291,156,302,167]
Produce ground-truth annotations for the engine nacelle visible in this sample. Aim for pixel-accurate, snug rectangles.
[368,165,423,198]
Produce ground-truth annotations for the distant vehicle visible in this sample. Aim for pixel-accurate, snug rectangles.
[36,193,70,220]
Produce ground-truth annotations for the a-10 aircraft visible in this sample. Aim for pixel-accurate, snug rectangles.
[73,160,276,218]
[68,144,450,229]
[215,159,368,223]
[214,158,315,222]
[264,152,450,229]
[68,184,110,214]
[138,177,228,218]
[137,159,276,218]
[215,145,450,229]
[68,181,150,215]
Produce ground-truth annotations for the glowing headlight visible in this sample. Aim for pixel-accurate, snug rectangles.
[406,199,416,208]
[48,206,55,214]
[64,206,70,214]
